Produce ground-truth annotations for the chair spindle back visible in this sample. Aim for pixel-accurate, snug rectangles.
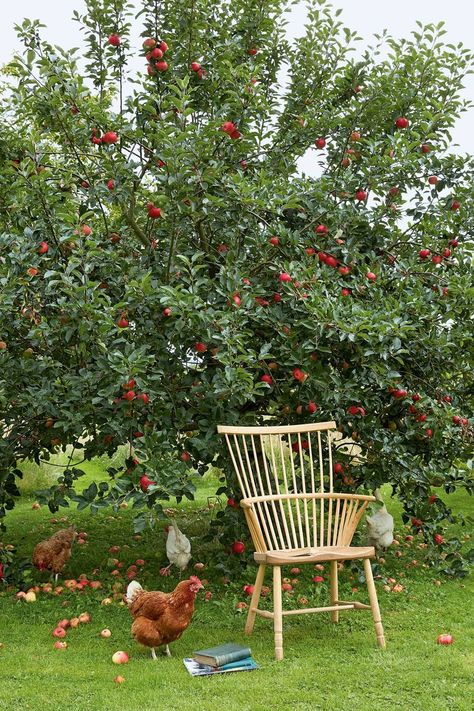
[218,422,370,553]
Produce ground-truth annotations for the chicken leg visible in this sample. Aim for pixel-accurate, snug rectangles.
[164,645,171,657]
[151,648,157,660]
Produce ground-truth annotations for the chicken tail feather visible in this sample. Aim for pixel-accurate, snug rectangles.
[126,580,143,604]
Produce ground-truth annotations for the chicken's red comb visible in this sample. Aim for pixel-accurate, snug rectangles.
[189,575,203,586]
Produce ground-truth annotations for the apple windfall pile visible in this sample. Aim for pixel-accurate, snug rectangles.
[0,0,473,575]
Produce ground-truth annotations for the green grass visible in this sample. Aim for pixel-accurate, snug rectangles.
[0,464,473,711]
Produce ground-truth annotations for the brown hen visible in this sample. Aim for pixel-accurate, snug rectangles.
[32,527,76,581]
[126,577,203,659]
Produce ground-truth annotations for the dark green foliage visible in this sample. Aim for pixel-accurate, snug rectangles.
[0,1,473,569]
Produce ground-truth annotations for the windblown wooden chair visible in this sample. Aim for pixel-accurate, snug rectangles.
[217,421,385,660]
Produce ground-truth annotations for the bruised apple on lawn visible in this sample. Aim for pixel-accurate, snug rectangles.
[112,651,129,664]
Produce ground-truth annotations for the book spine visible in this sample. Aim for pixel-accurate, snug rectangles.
[219,657,254,671]
[213,648,251,667]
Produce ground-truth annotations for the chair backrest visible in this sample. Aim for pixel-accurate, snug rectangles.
[218,422,371,552]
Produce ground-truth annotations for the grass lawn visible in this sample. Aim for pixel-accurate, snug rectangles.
[0,458,472,711]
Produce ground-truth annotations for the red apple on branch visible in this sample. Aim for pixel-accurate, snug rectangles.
[395,116,409,128]
[102,131,118,145]
[315,224,328,234]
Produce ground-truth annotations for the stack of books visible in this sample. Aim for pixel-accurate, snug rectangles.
[183,642,258,677]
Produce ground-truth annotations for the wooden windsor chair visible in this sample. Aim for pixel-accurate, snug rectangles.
[217,421,386,660]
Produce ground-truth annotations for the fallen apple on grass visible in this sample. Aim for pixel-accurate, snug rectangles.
[101,629,112,638]
[112,651,129,664]
[52,627,67,639]
[114,675,125,684]
[437,634,454,645]
[53,641,68,650]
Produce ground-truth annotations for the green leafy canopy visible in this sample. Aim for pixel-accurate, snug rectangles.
[0,0,473,573]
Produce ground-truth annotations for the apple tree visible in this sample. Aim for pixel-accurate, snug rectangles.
[0,0,473,575]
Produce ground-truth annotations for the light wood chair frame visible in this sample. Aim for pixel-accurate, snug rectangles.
[218,421,385,660]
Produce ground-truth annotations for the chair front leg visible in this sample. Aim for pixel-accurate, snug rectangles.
[273,565,283,661]
[330,560,339,623]
[364,558,386,648]
[245,564,266,635]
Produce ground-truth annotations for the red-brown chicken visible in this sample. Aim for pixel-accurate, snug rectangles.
[126,576,203,659]
[32,527,76,581]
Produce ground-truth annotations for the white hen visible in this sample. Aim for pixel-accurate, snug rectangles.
[366,489,394,552]
[163,520,192,574]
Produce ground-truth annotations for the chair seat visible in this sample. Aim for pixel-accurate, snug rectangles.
[254,545,375,565]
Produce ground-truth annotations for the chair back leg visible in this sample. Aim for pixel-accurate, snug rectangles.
[273,565,283,660]
[363,558,386,648]
[330,560,339,622]
[245,564,266,635]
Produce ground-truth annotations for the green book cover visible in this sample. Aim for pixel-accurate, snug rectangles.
[193,642,251,667]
